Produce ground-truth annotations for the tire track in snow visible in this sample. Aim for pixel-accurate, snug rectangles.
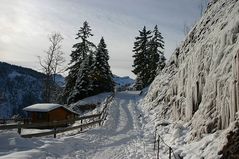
[81,92,143,159]
[115,99,134,134]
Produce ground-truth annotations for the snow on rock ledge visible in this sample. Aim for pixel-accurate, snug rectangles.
[142,0,239,141]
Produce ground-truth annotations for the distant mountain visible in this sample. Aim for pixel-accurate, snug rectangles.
[0,62,134,117]
[53,74,65,87]
[0,62,45,118]
[113,75,135,90]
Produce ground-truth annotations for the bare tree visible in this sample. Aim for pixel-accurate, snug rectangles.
[38,33,65,102]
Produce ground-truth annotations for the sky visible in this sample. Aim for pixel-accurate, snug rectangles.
[0,0,206,78]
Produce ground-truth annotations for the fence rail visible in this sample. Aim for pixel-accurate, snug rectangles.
[153,127,183,159]
[0,118,31,124]
[21,119,102,138]
[0,94,114,138]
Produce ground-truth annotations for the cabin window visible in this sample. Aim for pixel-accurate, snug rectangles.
[36,112,47,120]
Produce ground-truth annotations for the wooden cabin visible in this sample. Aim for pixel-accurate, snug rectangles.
[23,103,78,124]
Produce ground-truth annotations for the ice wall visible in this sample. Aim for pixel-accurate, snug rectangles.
[142,0,239,139]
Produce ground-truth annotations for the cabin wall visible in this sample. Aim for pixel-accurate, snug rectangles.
[30,112,48,123]
[28,107,75,123]
[48,107,73,122]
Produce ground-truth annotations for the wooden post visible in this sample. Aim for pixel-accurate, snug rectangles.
[169,147,172,159]
[80,119,83,131]
[101,112,104,126]
[99,114,101,126]
[157,135,160,159]
[154,129,157,151]
[54,127,56,138]
[17,122,21,135]
[154,138,156,151]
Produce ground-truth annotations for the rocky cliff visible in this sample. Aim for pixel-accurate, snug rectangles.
[141,0,239,157]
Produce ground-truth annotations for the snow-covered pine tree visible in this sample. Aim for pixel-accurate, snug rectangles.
[148,25,165,83]
[132,26,152,90]
[83,52,97,97]
[62,21,95,104]
[91,37,114,94]
[61,66,78,104]
[67,56,91,104]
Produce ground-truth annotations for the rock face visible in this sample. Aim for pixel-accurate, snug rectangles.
[142,0,239,140]
[218,118,239,158]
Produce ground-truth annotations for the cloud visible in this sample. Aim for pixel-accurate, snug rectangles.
[0,0,202,78]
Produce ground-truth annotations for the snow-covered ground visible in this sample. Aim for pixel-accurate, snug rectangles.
[0,91,231,158]
[0,91,224,159]
[0,91,143,159]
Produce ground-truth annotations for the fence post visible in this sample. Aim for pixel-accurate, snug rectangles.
[157,135,160,159]
[17,122,21,135]
[54,127,56,138]
[99,114,101,126]
[102,112,105,126]
[154,138,156,151]
[154,128,157,151]
[169,147,172,159]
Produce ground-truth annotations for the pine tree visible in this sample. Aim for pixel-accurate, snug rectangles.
[70,21,95,63]
[132,26,152,90]
[148,25,165,83]
[62,21,95,104]
[91,37,114,93]
[85,52,95,96]
[61,67,77,104]
[67,56,91,104]
[62,22,115,104]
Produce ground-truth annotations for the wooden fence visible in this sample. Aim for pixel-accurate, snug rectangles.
[153,127,183,159]
[0,94,114,138]
[0,118,30,124]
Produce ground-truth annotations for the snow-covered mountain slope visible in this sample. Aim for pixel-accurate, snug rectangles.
[0,62,44,118]
[53,74,65,88]
[139,0,239,158]
[113,75,135,90]
[0,62,66,118]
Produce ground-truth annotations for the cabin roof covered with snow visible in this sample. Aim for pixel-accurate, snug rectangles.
[23,103,62,112]
[23,103,79,115]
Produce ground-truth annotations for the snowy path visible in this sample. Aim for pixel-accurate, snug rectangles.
[70,92,145,159]
[0,91,150,159]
